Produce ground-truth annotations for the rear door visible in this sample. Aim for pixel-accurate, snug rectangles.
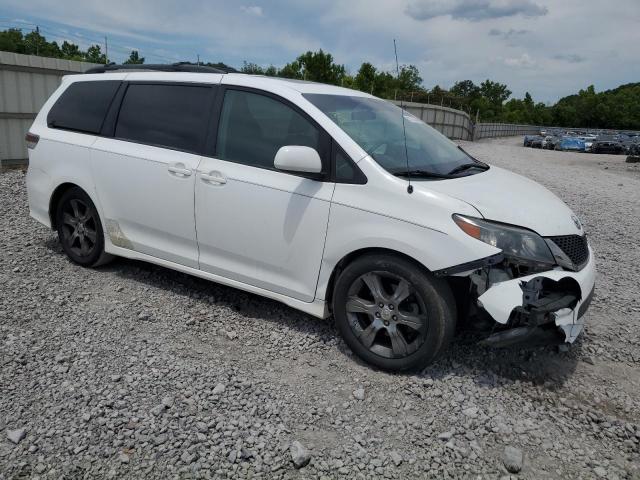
[91,81,217,268]
[195,86,334,302]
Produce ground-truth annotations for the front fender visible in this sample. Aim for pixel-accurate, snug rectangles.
[315,201,499,301]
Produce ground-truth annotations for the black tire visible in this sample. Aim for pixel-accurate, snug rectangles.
[332,254,456,372]
[55,187,113,267]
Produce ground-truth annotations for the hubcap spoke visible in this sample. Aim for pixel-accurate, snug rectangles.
[346,296,376,315]
[388,327,410,357]
[70,199,82,219]
[68,230,79,246]
[391,280,412,304]
[358,320,382,349]
[396,311,425,330]
[362,272,386,303]
[79,236,90,255]
[63,212,78,227]
[84,227,97,243]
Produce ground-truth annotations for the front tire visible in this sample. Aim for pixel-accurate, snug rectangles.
[55,187,112,267]
[333,254,456,372]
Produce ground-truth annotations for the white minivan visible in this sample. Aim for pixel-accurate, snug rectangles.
[26,64,595,371]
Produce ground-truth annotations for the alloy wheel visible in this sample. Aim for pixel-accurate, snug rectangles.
[345,271,428,359]
[60,198,98,257]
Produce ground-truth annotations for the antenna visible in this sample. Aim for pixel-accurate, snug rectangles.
[394,39,412,194]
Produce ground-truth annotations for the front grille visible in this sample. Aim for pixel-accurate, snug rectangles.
[548,235,589,268]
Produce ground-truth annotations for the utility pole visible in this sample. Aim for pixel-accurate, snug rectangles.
[35,26,40,55]
[197,54,200,66]
[104,36,108,64]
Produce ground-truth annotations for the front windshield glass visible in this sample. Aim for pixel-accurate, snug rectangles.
[304,93,481,176]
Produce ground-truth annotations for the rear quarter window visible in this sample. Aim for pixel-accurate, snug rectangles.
[47,81,121,134]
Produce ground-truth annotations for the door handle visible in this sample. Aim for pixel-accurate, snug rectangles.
[200,171,227,185]
[168,163,192,177]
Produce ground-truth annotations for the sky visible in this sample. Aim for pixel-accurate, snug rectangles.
[1,0,639,103]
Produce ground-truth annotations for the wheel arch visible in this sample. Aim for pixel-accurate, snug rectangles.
[49,182,80,229]
[48,182,102,230]
[323,247,431,308]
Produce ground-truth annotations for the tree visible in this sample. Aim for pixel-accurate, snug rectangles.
[354,62,377,93]
[372,71,396,98]
[60,41,82,60]
[479,80,511,106]
[0,29,25,54]
[277,60,302,79]
[450,80,481,99]
[84,44,107,64]
[396,65,423,93]
[240,61,264,74]
[123,50,144,64]
[280,50,346,85]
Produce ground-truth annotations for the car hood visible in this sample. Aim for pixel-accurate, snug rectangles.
[416,166,583,237]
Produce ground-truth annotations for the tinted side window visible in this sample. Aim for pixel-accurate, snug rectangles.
[216,89,320,169]
[115,84,211,154]
[47,81,120,134]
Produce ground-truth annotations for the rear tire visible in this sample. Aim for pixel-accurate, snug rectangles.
[55,187,113,267]
[332,254,456,372]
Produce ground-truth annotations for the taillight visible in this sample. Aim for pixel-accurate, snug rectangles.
[25,132,40,149]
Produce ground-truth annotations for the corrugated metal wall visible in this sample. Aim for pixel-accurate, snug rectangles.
[0,52,100,165]
[473,123,541,140]
[391,100,474,140]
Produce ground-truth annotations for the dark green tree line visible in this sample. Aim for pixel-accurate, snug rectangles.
[0,27,139,65]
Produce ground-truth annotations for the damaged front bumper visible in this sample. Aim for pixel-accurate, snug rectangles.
[476,246,596,347]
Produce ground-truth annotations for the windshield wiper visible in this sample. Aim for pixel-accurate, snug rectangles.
[391,169,455,179]
[447,162,489,175]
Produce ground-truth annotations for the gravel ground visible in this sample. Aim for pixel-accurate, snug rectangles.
[1,137,639,479]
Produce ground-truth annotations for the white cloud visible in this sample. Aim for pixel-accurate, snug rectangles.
[240,5,263,16]
[503,53,537,68]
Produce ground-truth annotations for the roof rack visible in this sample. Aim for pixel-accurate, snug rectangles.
[84,62,237,74]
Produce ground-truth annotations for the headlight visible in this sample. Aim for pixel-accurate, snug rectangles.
[453,214,555,265]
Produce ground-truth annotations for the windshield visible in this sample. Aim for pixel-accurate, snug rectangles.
[304,93,482,177]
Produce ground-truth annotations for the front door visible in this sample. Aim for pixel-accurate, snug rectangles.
[195,87,334,302]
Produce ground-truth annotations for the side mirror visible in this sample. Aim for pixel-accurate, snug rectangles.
[274,146,322,174]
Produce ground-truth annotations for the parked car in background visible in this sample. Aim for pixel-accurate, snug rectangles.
[542,136,556,149]
[579,135,597,152]
[548,136,563,150]
[530,136,544,148]
[523,135,539,147]
[558,137,585,152]
[26,65,596,371]
[592,139,625,154]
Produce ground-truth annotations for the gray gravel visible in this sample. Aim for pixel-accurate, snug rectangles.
[1,137,640,479]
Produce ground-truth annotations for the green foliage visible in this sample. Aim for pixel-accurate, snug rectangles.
[279,50,347,85]
[84,45,106,64]
[0,28,108,63]
[1,27,637,129]
[60,41,82,61]
[123,50,144,64]
[240,61,265,74]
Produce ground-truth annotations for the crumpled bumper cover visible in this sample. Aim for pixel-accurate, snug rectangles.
[477,247,596,344]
